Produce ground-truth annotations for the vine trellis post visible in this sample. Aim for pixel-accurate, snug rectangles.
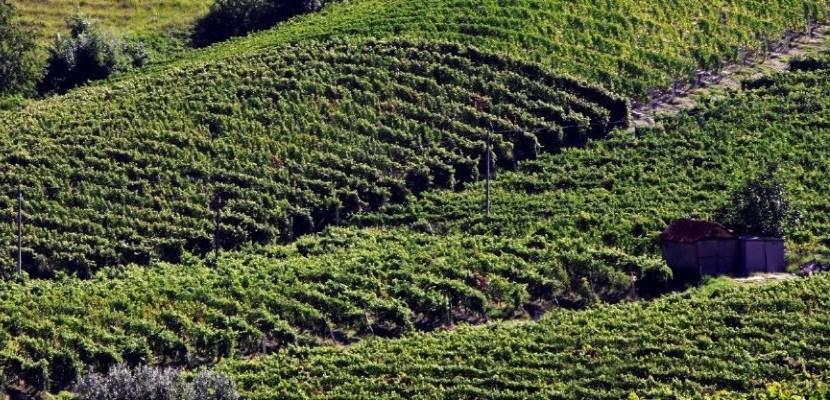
[485,128,491,223]
[473,94,491,223]
[16,185,22,275]
[214,191,221,261]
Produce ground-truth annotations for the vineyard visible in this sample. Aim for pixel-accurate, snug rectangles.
[147,0,829,97]
[0,38,627,277]
[223,273,830,399]
[362,56,830,266]
[2,0,830,398]
[0,227,664,392]
[1,52,830,396]
[0,0,827,277]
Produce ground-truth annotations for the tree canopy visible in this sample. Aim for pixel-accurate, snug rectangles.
[0,0,40,96]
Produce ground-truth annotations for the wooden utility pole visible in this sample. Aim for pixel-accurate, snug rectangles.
[213,192,221,260]
[485,130,491,223]
[473,94,491,223]
[17,185,22,274]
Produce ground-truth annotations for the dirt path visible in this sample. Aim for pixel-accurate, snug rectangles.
[632,26,829,127]
[732,273,798,285]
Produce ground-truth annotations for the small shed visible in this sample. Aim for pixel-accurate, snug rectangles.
[660,218,737,278]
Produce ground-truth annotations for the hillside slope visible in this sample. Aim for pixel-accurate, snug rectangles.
[3,58,830,394]
[0,39,625,277]
[361,61,830,265]
[0,227,655,392]
[0,0,827,275]
[147,0,829,96]
[225,274,830,399]
[14,0,209,42]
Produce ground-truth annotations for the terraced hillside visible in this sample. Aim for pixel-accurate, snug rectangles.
[0,227,653,392]
[0,39,626,277]
[363,62,830,264]
[1,0,827,277]
[3,56,830,395]
[224,274,830,399]
[13,0,209,41]
[159,0,829,96]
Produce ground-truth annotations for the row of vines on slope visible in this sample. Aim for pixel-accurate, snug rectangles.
[0,38,627,277]
[6,54,830,396]
[0,227,665,393]
[361,59,830,267]
[147,0,830,98]
[224,275,830,399]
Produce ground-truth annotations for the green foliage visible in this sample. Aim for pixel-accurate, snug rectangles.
[39,16,149,94]
[717,167,800,238]
[0,38,625,276]
[1,0,826,276]
[192,0,333,46]
[0,0,41,96]
[223,275,830,399]
[149,0,830,98]
[0,227,658,392]
[708,380,830,399]
[366,66,830,269]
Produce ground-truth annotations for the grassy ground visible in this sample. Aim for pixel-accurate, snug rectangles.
[13,0,209,42]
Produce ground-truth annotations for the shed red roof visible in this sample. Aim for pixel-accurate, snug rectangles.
[659,218,734,243]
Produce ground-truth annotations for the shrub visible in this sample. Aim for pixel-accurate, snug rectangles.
[39,16,148,94]
[0,0,41,96]
[73,364,239,400]
[716,166,800,238]
[192,0,329,47]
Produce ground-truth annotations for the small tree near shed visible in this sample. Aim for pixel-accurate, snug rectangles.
[717,166,799,238]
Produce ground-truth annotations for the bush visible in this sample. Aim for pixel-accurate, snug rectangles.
[192,0,328,47]
[716,166,800,238]
[0,0,41,96]
[73,364,239,400]
[39,16,148,94]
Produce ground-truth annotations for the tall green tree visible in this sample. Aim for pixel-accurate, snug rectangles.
[717,166,800,238]
[38,16,147,94]
[0,0,40,96]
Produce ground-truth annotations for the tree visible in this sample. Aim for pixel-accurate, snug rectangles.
[717,166,799,238]
[0,0,40,96]
[38,16,147,94]
[192,0,329,47]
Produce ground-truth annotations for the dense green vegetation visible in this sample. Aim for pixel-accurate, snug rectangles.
[4,54,830,396]
[0,226,662,392]
[4,0,830,397]
[39,17,149,95]
[0,38,626,277]
[191,0,335,46]
[361,62,830,266]
[0,0,824,276]
[0,0,39,97]
[1,0,827,276]
[150,0,830,97]
[223,274,830,399]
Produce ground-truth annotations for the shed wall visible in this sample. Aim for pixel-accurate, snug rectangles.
[738,238,785,274]
[662,242,699,276]
[697,239,737,276]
